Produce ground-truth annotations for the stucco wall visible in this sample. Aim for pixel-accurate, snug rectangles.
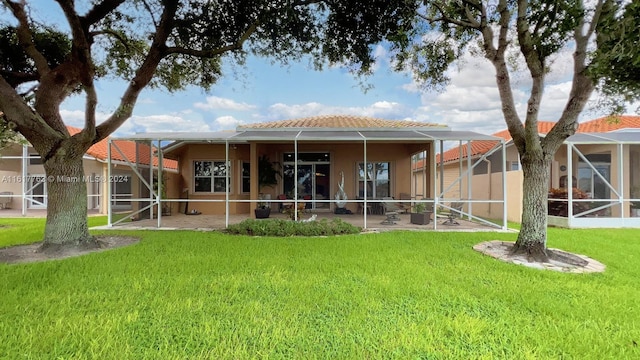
[172,142,428,215]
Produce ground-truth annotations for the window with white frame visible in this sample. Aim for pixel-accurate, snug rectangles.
[194,160,230,193]
[241,162,250,194]
[358,162,390,198]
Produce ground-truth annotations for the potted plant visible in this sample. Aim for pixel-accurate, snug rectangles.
[255,154,281,218]
[410,202,431,225]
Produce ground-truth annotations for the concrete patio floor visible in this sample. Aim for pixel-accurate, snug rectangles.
[96,210,513,232]
[0,208,513,233]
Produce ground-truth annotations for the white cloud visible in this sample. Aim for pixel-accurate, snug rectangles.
[265,101,407,121]
[215,115,244,129]
[60,109,110,129]
[194,96,256,111]
[117,114,212,135]
[60,108,210,136]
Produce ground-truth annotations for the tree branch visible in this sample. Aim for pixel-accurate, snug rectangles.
[486,0,525,153]
[166,17,261,58]
[0,75,63,142]
[81,0,126,27]
[4,0,51,75]
[418,5,479,29]
[90,29,130,49]
[94,0,180,142]
[543,1,597,149]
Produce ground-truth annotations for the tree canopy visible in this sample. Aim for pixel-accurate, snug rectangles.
[382,0,639,259]
[0,0,418,246]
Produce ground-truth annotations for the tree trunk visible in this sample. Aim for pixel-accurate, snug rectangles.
[39,154,96,252]
[513,155,551,262]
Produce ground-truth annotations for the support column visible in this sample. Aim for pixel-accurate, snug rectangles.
[501,140,507,230]
[21,144,28,216]
[250,142,258,218]
[107,139,112,227]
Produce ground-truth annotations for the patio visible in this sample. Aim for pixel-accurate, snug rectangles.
[97,210,511,232]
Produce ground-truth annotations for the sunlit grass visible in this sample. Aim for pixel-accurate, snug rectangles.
[1,218,639,358]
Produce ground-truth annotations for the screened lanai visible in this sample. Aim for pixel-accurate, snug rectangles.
[107,120,507,230]
[548,131,640,228]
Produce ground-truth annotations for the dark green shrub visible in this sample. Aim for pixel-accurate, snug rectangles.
[225,218,361,237]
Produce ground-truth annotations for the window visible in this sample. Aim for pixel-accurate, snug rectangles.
[241,162,250,194]
[358,162,390,198]
[29,154,42,165]
[194,161,230,193]
[577,153,611,199]
[510,161,521,171]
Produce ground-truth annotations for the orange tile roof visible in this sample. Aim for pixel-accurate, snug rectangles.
[240,115,446,129]
[437,116,640,163]
[67,127,178,170]
[577,115,640,132]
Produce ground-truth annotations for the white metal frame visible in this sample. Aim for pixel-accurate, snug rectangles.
[108,128,507,230]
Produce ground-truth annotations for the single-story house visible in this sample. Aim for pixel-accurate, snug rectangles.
[109,115,508,229]
[428,115,640,227]
[0,126,178,215]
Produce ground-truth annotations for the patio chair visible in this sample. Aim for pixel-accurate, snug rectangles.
[303,195,312,211]
[277,194,288,213]
[380,197,405,225]
[442,202,463,225]
[0,192,12,209]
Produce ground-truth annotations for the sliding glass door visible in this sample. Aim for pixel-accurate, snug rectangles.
[283,153,331,210]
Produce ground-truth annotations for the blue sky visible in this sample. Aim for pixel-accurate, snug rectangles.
[22,1,637,138]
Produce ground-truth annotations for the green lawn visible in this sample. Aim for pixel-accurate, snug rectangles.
[1,218,639,359]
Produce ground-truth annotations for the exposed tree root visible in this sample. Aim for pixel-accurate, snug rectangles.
[511,241,550,263]
[37,235,102,254]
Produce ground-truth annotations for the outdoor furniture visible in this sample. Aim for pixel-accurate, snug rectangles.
[303,195,312,211]
[442,202,463,225]
[277,194,288,213]
[380,197,405,225]
[0,192,12,209]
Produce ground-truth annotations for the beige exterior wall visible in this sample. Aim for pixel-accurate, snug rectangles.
[432,142,638,223]
[0,143,148,214]
[170,141,430,215]
[470,171,523,222]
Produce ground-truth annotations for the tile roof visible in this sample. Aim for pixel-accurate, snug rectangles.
[67,127,178,170]
[240,115,447,129]
[437,116,640,163]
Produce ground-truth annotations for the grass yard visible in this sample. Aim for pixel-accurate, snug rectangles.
[0,218,639,359]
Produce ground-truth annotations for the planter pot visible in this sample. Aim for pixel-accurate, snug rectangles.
[255,207,271,219]
[410,211,432,225]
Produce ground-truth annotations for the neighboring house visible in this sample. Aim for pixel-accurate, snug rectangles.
[0,126,178,215]
[430,115,640,227]
[112,115,506,228]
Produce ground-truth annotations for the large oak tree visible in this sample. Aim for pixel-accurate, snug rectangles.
[389,0,640,260]
[0,0,416,248]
